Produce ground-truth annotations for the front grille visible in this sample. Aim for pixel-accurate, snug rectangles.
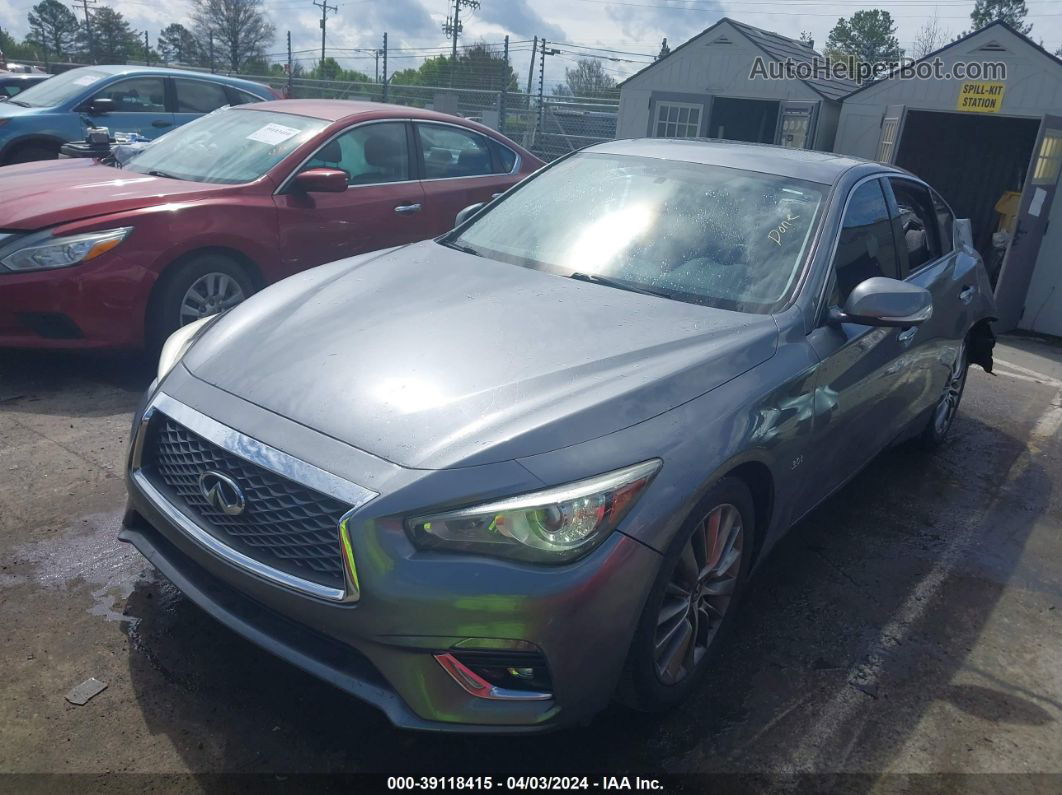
[144,415,351,589]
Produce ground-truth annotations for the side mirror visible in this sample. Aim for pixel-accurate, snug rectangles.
[87,97,114,115]
[830,276,933,327]
[455,202,485,227]
[292,168,348,194]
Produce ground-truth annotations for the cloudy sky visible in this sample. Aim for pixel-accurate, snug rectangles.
[3,0,1061,88]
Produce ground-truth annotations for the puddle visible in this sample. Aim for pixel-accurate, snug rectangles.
[2,510,152,623]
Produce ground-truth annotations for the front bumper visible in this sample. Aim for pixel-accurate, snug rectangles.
[122,384,662,732]
[0,252,154,349]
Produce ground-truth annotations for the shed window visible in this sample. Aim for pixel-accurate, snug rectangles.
[654,102,702,138]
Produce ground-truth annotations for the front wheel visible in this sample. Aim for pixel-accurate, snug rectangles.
[149,254,255,351]
[617,477,754,712]
[919,338,969,449]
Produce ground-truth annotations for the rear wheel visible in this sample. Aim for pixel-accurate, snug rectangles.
[149,254,255,351]
[919,338,969,449]
[617,478,754,711]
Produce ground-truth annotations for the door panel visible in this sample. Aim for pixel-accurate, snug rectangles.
[994,113,1062,330]
[414,122,523,233]
[82,77,174,139]
[274,121,428,270]
[801,178,909,512]
[877,104,906,164]
[776,101,819,150]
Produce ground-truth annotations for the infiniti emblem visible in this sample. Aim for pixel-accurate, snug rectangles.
[198,471,246,516]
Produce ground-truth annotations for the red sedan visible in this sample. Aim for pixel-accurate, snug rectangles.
[0,100,542,350]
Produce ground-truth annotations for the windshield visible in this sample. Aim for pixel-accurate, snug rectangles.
[9,68,108,108]
[448,153,827,313]
[124,108,327,185]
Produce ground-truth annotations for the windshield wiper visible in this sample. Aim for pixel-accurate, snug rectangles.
[569,272,672,300]
[146,169,183,180]
[440,239,481,257]
[6,99,31,107]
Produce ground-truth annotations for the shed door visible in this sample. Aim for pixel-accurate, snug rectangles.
[877,105,907,164]
[776,101,819,150]
[994,114,1062,330]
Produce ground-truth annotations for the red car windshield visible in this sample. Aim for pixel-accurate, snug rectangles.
[124,108,327,185]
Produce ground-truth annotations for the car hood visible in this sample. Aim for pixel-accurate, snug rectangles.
[0,159,227,230]
[0,101,36,119]
[184,242,779,469]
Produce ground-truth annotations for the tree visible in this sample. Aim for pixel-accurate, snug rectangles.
[26,0,80,61]
[1,26,39,61]
[159,23,200,65]
[970,0,1032,35]
[308,57,369,83]
[553,58,617,99]
[86,7,138,63]
[390,43,518,92]
[192,0,275,72]
[913,14,950,58]
[799,31,815,49]
[825,10,903,66]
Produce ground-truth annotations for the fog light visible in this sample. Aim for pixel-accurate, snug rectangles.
[434,651,553,701]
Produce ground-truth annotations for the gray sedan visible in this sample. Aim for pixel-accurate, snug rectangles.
[121,139,996,732]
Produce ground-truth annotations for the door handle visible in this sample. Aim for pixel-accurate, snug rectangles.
[958,286,975,304]
[394,203,422,215]
[898,327,918,344]
[151,120,172,128]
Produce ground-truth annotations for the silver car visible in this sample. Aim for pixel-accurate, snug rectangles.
[122,139,996,732]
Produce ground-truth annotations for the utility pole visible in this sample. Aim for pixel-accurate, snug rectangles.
[537,40,560,141]
[499,34,509,134]
[314,0,337,70]
[286,31,293,98]
[441,0,480,68]
[74,0,96,63]
[382,32,389,102]
[144,30,150,65]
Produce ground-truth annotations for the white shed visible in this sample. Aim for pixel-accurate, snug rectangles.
[617,19,856,152]
[834,21,1062,335]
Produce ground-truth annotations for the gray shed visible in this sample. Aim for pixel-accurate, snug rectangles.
[834,21,1062,335]
[617,18,856,151]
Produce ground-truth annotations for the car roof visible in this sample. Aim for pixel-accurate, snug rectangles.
[239,99,496,127]
[65,64,271,92]
[586,138,885,185]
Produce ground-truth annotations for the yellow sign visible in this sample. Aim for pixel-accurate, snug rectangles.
[957,81,1006,113]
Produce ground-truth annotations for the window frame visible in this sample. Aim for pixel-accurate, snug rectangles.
[816,174,904,319]
[173,76,233,115]
[653,101,704,139]
[412,121,516,182]
[276,119,418,194]
[885,176,947,277]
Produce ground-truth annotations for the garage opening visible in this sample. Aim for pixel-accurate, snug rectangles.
[709,98,779,144]
[895,110,1040,258]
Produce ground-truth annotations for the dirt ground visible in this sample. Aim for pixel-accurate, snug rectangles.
[1,335,1060,786]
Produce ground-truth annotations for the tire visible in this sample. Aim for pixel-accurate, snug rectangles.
[918,337,969,450]
[617,477,755,712]
[5,143,59,164]
[149,254,255,351]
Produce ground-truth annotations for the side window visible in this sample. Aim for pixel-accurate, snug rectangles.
[889,179,942,272]
[175,79,230,113]
[92,77,167,113]
[931,189,954,255]
[227,88,265,106]
[303,122,410,186]
[830,180,900,305]
[418,124,493,179]
[491,140,518,173]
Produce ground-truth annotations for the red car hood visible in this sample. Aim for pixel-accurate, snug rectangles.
[0,159,228,230]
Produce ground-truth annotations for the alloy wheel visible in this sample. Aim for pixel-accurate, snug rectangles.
[933,340,968,436]
[654,503,744,686]
[179,272,247,326]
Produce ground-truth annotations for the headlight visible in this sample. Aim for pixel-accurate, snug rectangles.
[407,460,661,564]
[0,227,133,272]
[157,315,216,382]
